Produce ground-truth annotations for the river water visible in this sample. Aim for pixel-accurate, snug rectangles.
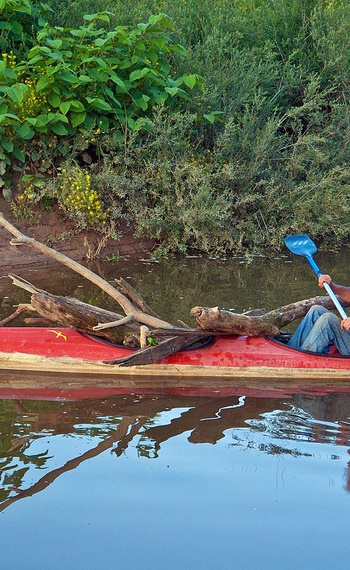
[0,250,350,569]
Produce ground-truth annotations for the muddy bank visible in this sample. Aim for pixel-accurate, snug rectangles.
[0,201,155,270]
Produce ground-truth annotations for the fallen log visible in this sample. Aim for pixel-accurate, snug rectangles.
[190,306,279,336]
[190,295,350,335]
[8,274,140,347]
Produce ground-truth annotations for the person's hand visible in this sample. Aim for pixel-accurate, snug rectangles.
[341,317,350,332]
[318,274,332,289]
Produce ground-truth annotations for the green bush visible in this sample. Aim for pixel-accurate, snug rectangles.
[2,0,350,255]
[0,3,202,188]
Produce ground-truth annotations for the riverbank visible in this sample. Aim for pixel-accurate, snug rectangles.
[0,201,156,270]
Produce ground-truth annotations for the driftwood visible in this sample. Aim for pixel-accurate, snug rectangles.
[190,306,279,336]
[190,295,350,334]
[6,274,140,347]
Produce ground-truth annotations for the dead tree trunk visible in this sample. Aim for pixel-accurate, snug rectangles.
[8,275,140,346]
[190,295,350,334]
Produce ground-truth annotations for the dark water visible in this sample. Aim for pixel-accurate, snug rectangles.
[1,250,350,569]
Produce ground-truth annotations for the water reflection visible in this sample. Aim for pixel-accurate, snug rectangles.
[1,389,350,512]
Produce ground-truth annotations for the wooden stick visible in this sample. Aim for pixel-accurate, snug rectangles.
[116,277,162,319]
[140,325,149,348]
[93,314,135,331]
[0,303,34,326]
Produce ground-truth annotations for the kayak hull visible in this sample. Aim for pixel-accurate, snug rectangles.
[0,327,350,386]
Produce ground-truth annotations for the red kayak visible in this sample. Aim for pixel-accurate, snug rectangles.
[0,326,350,384]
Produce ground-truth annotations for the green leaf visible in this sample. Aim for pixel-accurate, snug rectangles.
[165,86,188,100]
[149,88,167,104]
[7,85,26,103]
[48,112,69,124]
[130,68,150,82]
[171,44,188,57]
[57,72,77,84]
[109,72,126,90]
[127,117,137,131]
[98,116,110,131]
[27,114,50,127]
[69,29,86,37]
[46,39,63,49]
[36,75,50,91]
[83,12,112,23]
[148,14,174,29]
[158,59,170,75]
[88,69,108,82]
[4,68,17,80]
[94,38,107,47]
[103,90,122,108]
[77,74,92,84]
[95,58,108,69]
[13,148,25,163]
[165,87,179,97]
[48,93,60,108]
[119,59,133,70]
[16,122,35,139]
[51,122,69,135]
[60,101,71,115]
[48,52,64,63]
[26,54,44,66]
[2,188,12,202]
[153,38,166,50]
[58,143,70,156]
[86,97,112,111]
[1,140,13,153]
[70,100,85,112]
[70,111,87,127]
[133,95,150,111]
[203,111,224,124]
[135,41,146,50]
[182,74,197,89]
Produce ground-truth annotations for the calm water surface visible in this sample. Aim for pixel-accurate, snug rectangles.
[1,250,350,569]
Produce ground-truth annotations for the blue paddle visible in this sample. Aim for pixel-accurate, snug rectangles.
[284,234,347,319]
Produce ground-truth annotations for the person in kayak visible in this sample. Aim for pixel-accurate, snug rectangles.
[287,274,350,355]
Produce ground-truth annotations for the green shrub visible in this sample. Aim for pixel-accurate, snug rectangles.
[0,5,202,186]
[3,0,350,255]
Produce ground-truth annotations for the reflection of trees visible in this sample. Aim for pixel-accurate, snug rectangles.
[141,395,282,452]
[0,415,144,512]
[0,394,283,510]
[0,436,51,503]
[1,390,350,510]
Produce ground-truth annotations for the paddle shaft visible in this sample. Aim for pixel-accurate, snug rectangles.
[305,254,348,320]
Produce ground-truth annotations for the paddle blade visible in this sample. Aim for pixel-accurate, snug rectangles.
[284,234,317,257]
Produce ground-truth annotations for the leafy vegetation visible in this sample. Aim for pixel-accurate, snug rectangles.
[1,0,350,255]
